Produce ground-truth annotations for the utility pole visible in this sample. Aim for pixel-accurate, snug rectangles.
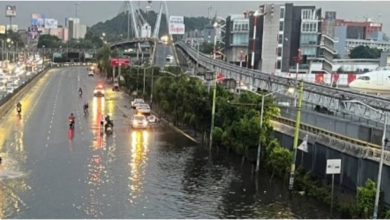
[288,80,304,190]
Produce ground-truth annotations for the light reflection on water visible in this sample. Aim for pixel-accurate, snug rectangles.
[128,130,149,205]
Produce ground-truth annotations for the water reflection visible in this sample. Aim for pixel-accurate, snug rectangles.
[82,94,115,217]
[0,110,29,218]
[128,130,150,204]
[92,97,105,149]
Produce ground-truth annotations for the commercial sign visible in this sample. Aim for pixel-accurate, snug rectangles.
[326,159,341,174]
[110,58,130,67]
[5,5,16,17]
[31,14,46,27]
[169,16,184,24]
[0,25,6,34]
[169,15,185,35]
[169,23,185,35]
[44,18,58,29]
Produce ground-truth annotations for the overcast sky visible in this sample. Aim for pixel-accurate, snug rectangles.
[0,1,389,33]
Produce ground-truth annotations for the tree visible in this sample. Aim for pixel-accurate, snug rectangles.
[349,45,382,59]
[356,179,376,218]
[38,34,62,48]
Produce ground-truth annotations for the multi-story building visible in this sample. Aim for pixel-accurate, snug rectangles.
[44,27,68,42]
[224,14,249,66]
[333,18,387,58]
[335,19,382,40]
[320,11,337,74]
[247,3,321,74]
[345,39,390,53]
[67,18,86,40]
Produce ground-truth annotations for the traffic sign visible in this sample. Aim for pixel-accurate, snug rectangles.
[110,58,130,67]
[326,159,341,174]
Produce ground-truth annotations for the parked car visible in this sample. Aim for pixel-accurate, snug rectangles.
[131,98,145,109]
[147,115,159,125]
[136,104,151,115]
[131,114,148,129]
[166,55,174,62]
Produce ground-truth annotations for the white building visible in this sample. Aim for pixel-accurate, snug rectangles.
[346,39,390,54]
[68,18,86,40]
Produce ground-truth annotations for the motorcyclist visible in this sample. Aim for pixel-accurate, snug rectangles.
[83,103,89,114]
[105,115,113,126]
[69,113,75,128]
[78,88,83,97]
[16,102,22,114]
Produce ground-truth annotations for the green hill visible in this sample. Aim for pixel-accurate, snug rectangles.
[88,10,211,42]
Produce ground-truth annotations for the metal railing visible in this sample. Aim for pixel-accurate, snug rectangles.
[176,41,390,126]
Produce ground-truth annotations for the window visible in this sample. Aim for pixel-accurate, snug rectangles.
[280,8,285,19]
[277,47,282,56]
[278,34,283,44]
[277,60,281,69]
[358,76,370,81]
[279,21,284,31]
[302,9,313,20]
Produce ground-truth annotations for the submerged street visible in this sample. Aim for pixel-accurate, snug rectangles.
[0,67,335,218]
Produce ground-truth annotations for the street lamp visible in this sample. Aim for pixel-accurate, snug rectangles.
[250,10,261,69]
[341,99,387,219]
[288,80,304,190]
[247,88,291,173]
[143,65,154,98]
[209,21,219,150]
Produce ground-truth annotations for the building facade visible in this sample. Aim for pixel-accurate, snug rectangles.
[68,18,86,40]
[247,3,321,74]
[224,14,249,65]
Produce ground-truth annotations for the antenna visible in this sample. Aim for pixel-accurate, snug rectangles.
[74,2,79,18]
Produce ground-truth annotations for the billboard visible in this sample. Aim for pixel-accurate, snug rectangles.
[31,14,45,27]
[45,18,58,29]
[169,16,184,24]
[169,23,185,35]
[0,25,5,34]
[6,25,18,32]
[28,26,39,39]
[5,5,16,17]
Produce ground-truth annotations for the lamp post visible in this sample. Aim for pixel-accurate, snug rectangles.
[288,80,304,190]
[209,21,219,151]
[143,65,154,98]
[6,38,11,61]
[250,10,260,69]
[247,89,290,173]
[341,100,387,219]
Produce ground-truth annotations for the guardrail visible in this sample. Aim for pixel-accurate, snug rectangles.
[272,115,380,149]
[176,41,390,126]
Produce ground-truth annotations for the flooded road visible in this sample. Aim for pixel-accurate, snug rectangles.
[0,67,334,218]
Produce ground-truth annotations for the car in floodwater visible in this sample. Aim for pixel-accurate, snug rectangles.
[131,114,148,129]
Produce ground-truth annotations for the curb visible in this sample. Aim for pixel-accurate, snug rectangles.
[150,109,199,144]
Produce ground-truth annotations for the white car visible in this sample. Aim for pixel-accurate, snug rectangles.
[6,85,15,94]
[131,114,148,129]
[93,85,105,97]
[147,115,158,124]
[136,104,151,115]
[166,55,174,62]
[131,98,145,109]
[88,71,94,77]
